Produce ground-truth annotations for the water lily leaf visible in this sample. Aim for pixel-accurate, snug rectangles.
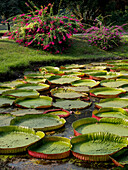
[14,96,52,109]
[10,114,66,131]
[24,77,46,84]
[71,132,128,161]
[40,66,60,73]
[51,88,86,99]
[0,79,25,88]
[72,117,128,137]
[53,99,91,110]
[60,64,85,69]
[71,79,100,88]
[28,136,71,159]
[63,86,90,93]
[2,89,39,99]
[0,126,45,154]
[0,96,14,107]
[24,72,47,79]
[10,108,44,116]
[95,98,128,109]
[89,87,126,98]
[100,79,128,88]
[0,87,13,95]
[92,108,128,120]
[65,72,85,77]
[0,113,14,126]
[16,83,50,92]
[110,148,128,167]
[43,109,70,118]
[93,72,122,80]
[40,66,64,75]
[47,75,80,85]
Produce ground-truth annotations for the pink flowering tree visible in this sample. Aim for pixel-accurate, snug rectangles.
[5,2,84,54]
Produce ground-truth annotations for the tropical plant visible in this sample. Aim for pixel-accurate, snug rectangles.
[4,1,84,54]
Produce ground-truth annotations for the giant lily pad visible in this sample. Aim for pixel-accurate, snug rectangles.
[50,88,86,99]
[63,86,90,93]
[71,132,128,161]
[53,99,91,110]
[71,79,100,88]
[92,108,128,120]
[72,117,128,137]
[14,96,52,109]
[0,113,14,126]
[10,108,44,116]
[95,98,128,109]
[0,87,13,95]
[28,136,71,159]
[24,77,46,84]
[100,79,128,88]
[0,79,25,88]
[40,66,60,73]
[10,114,66,131]
[65,71,85,77]
[16,83,50,92]
[110,148,128,167]
[0,96,14,107]
[60,64,85,69]
[89,87,126,98]
[84,71,122,80]
[2,89,39,99]
[0,126,45,154]
[47,75,80,85]
[82,70,107,80]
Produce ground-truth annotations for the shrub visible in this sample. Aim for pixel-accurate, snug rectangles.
[5,2,84,54]
[84,18,127,50]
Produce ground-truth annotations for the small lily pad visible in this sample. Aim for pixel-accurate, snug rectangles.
[43,109,70,118]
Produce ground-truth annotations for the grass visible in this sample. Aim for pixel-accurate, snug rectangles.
[0,35,128,75]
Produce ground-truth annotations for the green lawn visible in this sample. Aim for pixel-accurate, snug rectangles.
[0,35,128,75]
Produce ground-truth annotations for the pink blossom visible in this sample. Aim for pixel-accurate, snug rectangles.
[53,36,56,39]
[13,17,17,20]
[59,41,62,44]
[50,42,54,45]
[20,14,25,17]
